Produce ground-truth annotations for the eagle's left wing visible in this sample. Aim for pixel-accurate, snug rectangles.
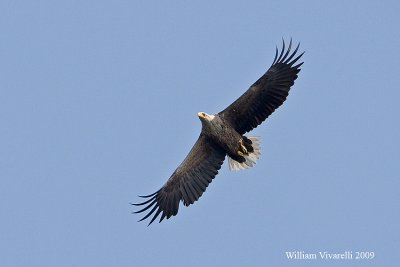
[219,39,304,134]
[133,134,226,225]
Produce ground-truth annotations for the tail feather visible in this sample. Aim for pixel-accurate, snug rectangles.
[228,136,261,171]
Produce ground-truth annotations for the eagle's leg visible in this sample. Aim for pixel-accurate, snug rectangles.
[239,139,248,155]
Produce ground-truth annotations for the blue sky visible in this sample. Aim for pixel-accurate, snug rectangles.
[1,1,399,266]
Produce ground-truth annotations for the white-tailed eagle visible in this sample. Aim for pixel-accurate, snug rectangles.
[133,39,304,225]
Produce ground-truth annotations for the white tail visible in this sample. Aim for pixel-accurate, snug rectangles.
[228,136,261,171]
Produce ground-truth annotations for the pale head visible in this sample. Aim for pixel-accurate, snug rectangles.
[197,112,215,121]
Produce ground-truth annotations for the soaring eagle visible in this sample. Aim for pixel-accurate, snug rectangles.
[134,39,304,225]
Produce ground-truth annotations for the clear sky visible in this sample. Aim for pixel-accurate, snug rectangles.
[1,1,399,266]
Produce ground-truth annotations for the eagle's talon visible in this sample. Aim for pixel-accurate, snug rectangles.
[240,140,248,154]
[241,144,248,154]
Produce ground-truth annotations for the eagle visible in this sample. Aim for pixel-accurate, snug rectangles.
[133,39,304,225]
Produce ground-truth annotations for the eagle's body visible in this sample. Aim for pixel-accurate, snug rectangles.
[199,113,243,161]
[134,39,304,225]
[198,112,260,169]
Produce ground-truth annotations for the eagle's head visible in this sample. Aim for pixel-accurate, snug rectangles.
[197,112,215,122]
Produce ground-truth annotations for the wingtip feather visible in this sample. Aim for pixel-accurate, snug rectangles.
[276,39,286,63]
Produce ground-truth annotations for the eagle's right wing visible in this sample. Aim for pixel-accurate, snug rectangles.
[133,135,226,225]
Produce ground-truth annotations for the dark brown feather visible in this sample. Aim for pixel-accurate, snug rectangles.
[133,135,226,225]
[219,39,304,134]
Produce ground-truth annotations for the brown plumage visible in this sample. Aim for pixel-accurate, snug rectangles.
[133,39,304,225]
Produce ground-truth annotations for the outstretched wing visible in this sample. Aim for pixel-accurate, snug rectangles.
[133,135,226,225]
[219,39,304,134]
